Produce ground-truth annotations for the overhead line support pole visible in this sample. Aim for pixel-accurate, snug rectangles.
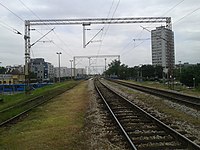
[24,17,172,79]
[24,20,30,93]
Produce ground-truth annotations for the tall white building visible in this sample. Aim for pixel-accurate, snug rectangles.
[151,26,175,69]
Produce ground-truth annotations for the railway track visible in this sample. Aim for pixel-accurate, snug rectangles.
[94,78,200,149]
[108,79,200,110]
[0,83,78,127]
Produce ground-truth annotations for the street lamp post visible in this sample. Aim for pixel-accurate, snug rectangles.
[105,58,107,71]
[179,61,182,82]
[193,78,195,89]
[88,57,91,75]
[69,60,73,80]
[56,52,62,83]
[139,64,143,82]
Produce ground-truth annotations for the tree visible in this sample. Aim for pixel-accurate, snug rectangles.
[105,60,128,79]
[180,64,200,87]
[0,67,6,74]
[141,65,155,79]
[154,65,163,79]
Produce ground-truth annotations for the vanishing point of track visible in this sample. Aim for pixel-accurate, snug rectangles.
[94,78,200,149]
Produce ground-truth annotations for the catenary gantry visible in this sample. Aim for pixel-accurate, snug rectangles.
[24,17,172,78]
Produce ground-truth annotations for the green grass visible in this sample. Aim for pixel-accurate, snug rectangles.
[0,80,79,111]
[127,80,200,97]
[0,81,89,150]
[0,80,81,124]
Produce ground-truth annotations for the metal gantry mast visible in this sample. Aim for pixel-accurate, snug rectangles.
[24,17,172,79]
[73,55,120,76]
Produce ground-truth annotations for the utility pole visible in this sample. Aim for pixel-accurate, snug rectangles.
[105,58,107,71]
[56,52,62,83]
[193,78,195,89]
[88,57,91,75]
[69,60,73,80]
[179,60,182,74]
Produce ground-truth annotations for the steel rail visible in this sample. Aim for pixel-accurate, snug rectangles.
[0,83,78,127]
[109,79,200,110]
[0,95,44,113]
[94,79,137,150]
[0,96,48,126]
[96,79,200,149]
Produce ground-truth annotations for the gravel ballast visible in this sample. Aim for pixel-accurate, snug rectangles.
[102,79,200,145]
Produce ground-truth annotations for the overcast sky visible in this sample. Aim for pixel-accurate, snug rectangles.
[0,0,200,72]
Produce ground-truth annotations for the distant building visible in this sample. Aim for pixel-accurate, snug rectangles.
[30,58,54,82]
[54,67,68,78]
[0,65,25,84]
[6,65,24,74]
[151,26,175,69]
[47,62,54,81]
[30,58,45,82]
[76,68,86,78]
[0,74,25,84]
[54,67,86,78]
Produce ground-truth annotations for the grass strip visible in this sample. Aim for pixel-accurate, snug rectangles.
[0,80,80,124]
[0,81,89,150]
[0,81,77,110]
[127,80,200,96]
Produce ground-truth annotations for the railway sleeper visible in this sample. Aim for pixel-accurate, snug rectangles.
[126,125,161,131]
[133,137,177,144]
[120,122,155,127]
[128,130,167,137]
[132,135,173,142]
[115,114,140,119]
[112,110,134,114]
[137,142,187,150]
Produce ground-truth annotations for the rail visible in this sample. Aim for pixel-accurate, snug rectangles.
[94,78,200,149]
[109,79,200,110]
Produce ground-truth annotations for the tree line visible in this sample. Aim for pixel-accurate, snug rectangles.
[104,60,200,88]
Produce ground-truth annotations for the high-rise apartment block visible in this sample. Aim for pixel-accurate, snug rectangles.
[151,26,175,69]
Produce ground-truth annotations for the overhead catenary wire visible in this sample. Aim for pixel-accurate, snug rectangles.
[119,28,145,54]
[35,29,72,57]
[117,0,187,58]
[162,0,185,16]
[30,28,55,47]
[85,28,104,47]
[0,2,24,22]
[95,0,121,65]
[0,2,23,35]
[121,40,147,57]
[18,0,75,57]
[174,7,200,25]
[101,0,121,42]
[95,0,115,56]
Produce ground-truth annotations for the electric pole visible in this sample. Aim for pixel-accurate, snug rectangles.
[56,52,62,83]
[69,60,73,80]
